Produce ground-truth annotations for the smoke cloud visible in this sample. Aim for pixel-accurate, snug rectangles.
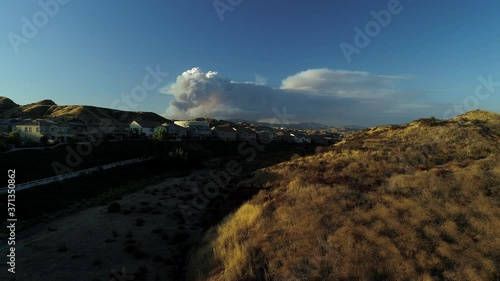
[162,67,447,126]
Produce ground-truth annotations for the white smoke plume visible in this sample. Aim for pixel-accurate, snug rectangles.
[162,67,447,126]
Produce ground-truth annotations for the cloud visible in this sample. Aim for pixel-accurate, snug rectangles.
[254,74,268,86]
[162,67,280,121]
[281,68,405,99]
[161,67,448,126]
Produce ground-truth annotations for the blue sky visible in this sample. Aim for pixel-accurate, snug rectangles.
[1,0,499,126]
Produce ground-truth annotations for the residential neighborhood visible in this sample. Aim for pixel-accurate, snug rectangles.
[174,120,212,139]
[154,123,188,139]
[0,116,343,150]
[130,120,162,138]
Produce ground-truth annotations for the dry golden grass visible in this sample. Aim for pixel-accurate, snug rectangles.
[188,111,500,281]
[0,100,167,123]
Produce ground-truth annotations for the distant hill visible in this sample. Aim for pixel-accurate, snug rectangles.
[229,119,363,131]
[0,97,168,124]
[188,110,500,281]
[0,97,19,114]
[27,99,58,106]
[277,121,334,130]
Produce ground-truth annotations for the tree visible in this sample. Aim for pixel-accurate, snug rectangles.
[151,127,169,162]
[153,127,168,142]
[5,132,21,146]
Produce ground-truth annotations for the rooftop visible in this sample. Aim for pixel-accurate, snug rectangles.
[131,120,161,128]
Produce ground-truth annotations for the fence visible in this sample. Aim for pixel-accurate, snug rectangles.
[0,157,155,194]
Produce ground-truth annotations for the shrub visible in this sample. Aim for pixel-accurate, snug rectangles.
[5,132,21,146]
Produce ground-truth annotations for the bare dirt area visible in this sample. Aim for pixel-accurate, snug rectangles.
[0,143,317,281]
[0,170,214,281]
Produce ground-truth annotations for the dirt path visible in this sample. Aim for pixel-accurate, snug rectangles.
[0,170,211,281]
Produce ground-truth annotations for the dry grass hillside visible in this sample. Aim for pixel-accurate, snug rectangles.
[0,96,19,114]
[0,97,167,124]
[188,110,500,281]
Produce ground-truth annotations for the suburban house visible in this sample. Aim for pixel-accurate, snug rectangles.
[292,133,312,144]
[274,131,285,142]
[0,118,20,135]
[212,124,237,141]
[174,120,212,139]
[154,123,188,139]
[108,121,130,140]
[56,122,77,141]
[309,135,329,145]
[13,119,60,143]
[274,131,311,144]
[235,126,257,142]
[255,130,276,143]
[129,120,161,138]
[66,120,89,140]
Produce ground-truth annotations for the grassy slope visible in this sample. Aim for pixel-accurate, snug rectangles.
[0,101,167,123]
[188,110,500,281]
[0,96,19,114]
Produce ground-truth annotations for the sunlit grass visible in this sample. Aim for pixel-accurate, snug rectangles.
[188,111,500,281]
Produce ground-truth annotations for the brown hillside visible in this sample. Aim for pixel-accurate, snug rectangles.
[188,110,500,281]
[0,96,19,114]
[0,98,167,124]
